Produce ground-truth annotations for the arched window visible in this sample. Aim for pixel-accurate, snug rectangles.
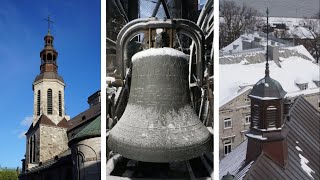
[42,54,46,61]
[47,53,52,61]
[77,151,85,180]
[59,91,62,116]
[37,90,41,115]
[33,134,36,162]
[47,89,53,114]
[29,136,33,163]
[53,54,57,62]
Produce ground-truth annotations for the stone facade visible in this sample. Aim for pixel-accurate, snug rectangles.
[219,89,251,159]
[39,125,69,162]
[70,137,101,180]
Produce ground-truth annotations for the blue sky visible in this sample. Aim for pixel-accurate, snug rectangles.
[0,0,100,168]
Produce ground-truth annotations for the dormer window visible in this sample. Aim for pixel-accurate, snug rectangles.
[296,83,308,90]
[313,75,320,87]
[295,78,308,90]
[302,84,308,90]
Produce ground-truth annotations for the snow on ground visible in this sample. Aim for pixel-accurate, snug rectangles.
[219,56,319,106]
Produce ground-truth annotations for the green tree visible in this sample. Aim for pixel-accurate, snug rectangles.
[0,168,18,180]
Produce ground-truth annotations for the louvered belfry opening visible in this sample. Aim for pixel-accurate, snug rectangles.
[47,89,53,114]
[250,98,283,130]
[37,90,41,116]
[59,91,62,116]
[251,103,260,129]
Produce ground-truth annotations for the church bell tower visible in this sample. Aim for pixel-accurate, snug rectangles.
[32,17,66,125]
[25,16,70,170]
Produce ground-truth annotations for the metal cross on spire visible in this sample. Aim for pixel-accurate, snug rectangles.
[44,15,54,34]
[265,7,270,77]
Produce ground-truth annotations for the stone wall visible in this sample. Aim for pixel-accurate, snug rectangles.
[39,125,69,162]
[219,89,251,159]
[71,137,101,180]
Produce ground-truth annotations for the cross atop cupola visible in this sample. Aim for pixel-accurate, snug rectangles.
[44,15,54,34]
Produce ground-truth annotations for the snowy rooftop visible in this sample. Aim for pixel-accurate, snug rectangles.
[219,140,250,180]
[266,17,319,39]
[221,31,289,53]
[221,17,319,54]
[220,45,319,107]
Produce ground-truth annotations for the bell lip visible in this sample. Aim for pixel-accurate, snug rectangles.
[107,133,212,163]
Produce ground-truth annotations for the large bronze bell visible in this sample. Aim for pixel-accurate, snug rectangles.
[108,48,212,162]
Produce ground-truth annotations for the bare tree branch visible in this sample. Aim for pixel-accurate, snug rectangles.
[219,1,261,49]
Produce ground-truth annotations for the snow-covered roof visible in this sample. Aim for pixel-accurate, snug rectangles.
[219,140,251,180]
[220,46,319,107]
[288,26,314,39]
[221,32,288,53]
[286,45,315,60]
[266,17,319,39]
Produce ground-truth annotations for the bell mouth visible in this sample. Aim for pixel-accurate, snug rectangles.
[107,105,212,163]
